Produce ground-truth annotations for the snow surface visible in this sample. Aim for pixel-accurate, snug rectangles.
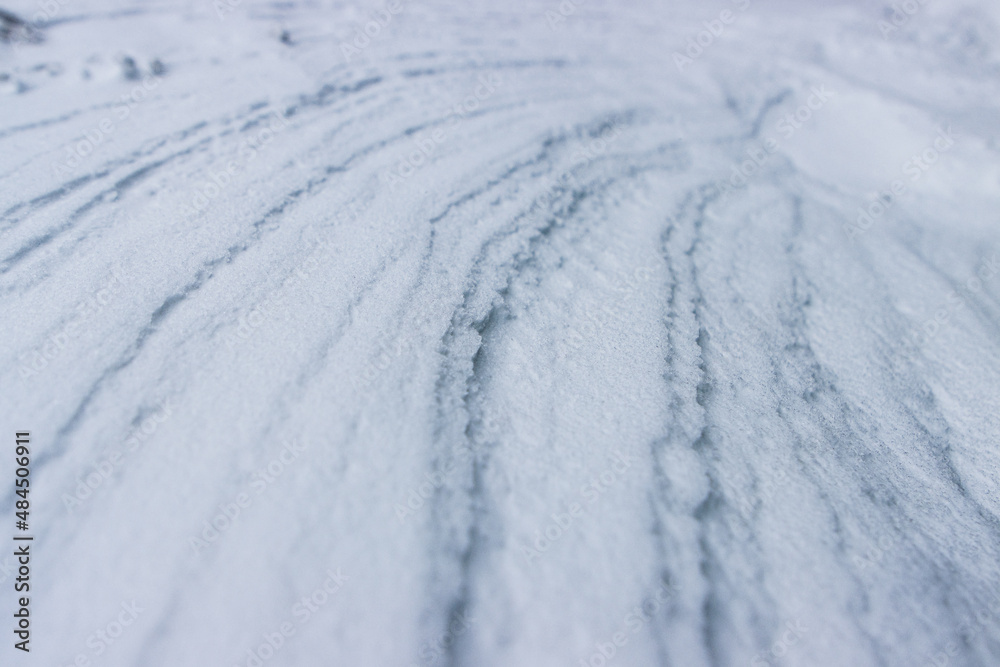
[2,0,1000,665]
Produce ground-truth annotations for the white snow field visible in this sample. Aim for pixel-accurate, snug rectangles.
[2,0,1000,665]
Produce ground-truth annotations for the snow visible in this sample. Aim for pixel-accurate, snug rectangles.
[1,0,999,665]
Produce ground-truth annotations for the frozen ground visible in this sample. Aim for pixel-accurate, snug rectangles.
[1,0,1000,665]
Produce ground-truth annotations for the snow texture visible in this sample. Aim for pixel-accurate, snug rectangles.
[1,0,1000,665]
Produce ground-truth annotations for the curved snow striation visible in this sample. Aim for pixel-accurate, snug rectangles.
[1,0,999,666]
